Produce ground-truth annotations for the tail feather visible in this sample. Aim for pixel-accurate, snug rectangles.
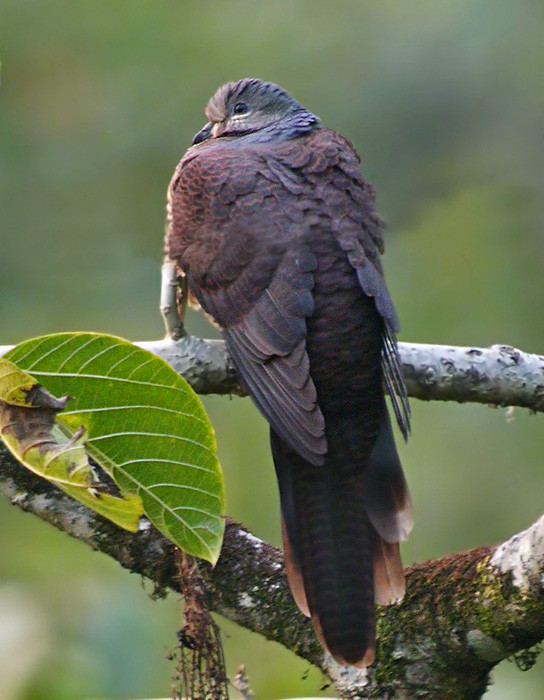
[281,517,310,617]
[292,461,376,666]
[374,538,405,606]
[271,406,410,667]
[362,411,413,543]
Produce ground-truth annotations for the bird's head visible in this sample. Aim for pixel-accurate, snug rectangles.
[192,78,319,145]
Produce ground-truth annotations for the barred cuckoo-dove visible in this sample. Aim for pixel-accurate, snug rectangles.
[166,78,413,667]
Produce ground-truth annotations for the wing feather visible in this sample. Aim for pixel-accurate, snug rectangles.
[167,145,326,465]
[327,134,410,440]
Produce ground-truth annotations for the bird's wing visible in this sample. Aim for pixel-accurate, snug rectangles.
[167,144,327,465]
[354,255,410,440]
[314,130,411,439]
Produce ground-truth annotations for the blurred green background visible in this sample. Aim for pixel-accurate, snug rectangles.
[1,1,543,698]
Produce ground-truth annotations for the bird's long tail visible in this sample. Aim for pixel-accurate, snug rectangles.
[271,408,412,667]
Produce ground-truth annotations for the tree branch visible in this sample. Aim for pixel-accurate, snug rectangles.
[1,441,543,699]
[137,338,544,416]
[2,338,543,412]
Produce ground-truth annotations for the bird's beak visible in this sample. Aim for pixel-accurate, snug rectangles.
[192,121,213,145]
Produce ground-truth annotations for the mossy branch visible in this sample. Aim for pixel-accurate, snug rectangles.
[1,441,543,699]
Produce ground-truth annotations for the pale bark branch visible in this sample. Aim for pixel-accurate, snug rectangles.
[136,339,544,416]
[1,441,543,699]
[2,339,543,413]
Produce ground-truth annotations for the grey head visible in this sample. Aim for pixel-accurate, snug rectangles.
[192,78,320,145]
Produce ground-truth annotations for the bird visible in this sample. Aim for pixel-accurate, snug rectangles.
[166,78,413,668]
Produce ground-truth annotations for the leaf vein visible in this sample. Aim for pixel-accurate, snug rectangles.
[87,431,212,453]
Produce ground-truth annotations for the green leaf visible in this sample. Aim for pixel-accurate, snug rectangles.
[5,333,225,564]
[0,357,143,531]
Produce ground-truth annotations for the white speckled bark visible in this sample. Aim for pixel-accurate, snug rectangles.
[490,514,544,589]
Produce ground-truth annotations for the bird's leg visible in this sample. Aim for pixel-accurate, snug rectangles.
[160,257,187,340]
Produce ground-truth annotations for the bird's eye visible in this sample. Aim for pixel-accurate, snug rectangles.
[233,102,249,116]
